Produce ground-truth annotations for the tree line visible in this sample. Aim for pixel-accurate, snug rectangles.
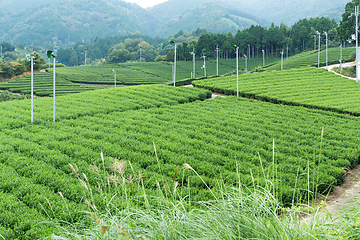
[160,16,339,61]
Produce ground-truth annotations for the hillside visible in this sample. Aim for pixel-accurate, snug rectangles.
[0,0,160,47]
[150,0,348,26]
[0,0,348,48]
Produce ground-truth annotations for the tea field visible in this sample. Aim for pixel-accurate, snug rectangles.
[266,46,355,71]
[193,67,360,115]
[1,82,360,238]
[0,57,279,97]
[0,72,95,96]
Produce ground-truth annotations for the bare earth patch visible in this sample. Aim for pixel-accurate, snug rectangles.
[324,165,360,217]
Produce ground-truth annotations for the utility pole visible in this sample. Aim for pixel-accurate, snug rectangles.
[356,6,359,82]
[262,50,265,67]
[244,54,247,73]
[26,55,35,124]
[235,46,239,97]
[281,50,284,70]
[201,54,206,77]
[189,47,196,78]
[324,32,328,70]
[216,45,220,76]
[316,31,321,68]
[340,44,343,75]
[140,46,142,63]
[170,41,178,86]
[112,70,116,88]
[171,62,174,81]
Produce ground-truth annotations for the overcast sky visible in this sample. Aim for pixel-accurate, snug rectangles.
[123,0,169,8]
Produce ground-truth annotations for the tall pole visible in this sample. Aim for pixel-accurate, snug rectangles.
[171,62,173,81]
[244,54,247,74]
[53,57,56,122]
[281,50,284,70]
[174,43,177,86]
[340,44,343,75]
[112,70,116,88]
[216,45,219,76]
[190,47,196,78]
[324,32,328,70]
[236,46,239,97]
[248,44,250,60]
[316,31,321,68]
[201,54,206,77]
[356,6,359,82]
[262,50,265,67]
[30,56,34,124]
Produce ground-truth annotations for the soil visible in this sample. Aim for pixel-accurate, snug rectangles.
[320,161,360,221]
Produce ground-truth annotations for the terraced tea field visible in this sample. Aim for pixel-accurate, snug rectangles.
[266,47,355,71]
[193,67,360,115]
[1,81,360,238]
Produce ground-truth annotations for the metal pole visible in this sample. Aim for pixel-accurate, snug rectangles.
[53,57,56,122]
[356,6,359,82]
[190,47,195,78]
[202,54,206,77]
[31,57,34,124]
[262,50,265,67]
[244,54,247,73]
[216,45,219,76]
[174,44,177,86]
[340,44,343,75]
[236,47,239,97]
[171,62,173,81]
[317,31,321,68]
[281,50,284,70]
[324,32,328,70]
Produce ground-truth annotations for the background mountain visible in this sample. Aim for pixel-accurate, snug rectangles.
[0,0,160,47]
[0,0,349,48]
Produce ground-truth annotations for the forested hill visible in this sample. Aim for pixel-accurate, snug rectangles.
[0,0,348,48]
[0,0,160,47]
[150,0,348,26]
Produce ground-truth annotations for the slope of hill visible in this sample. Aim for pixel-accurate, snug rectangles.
[0,0,348,48]
[0,0,160,47]
[155,3,266,37]
[150,0,348,26]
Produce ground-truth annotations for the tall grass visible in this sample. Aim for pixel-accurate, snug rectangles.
[49,135,360,239]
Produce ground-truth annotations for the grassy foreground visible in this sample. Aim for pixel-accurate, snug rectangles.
[50,157,360,239]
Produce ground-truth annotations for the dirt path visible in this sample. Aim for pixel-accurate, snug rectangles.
[321,62,357,81]
[184,84,227,99]
[320,165,360,221]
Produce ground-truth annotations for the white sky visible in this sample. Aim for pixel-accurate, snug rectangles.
[123,0,169,8]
